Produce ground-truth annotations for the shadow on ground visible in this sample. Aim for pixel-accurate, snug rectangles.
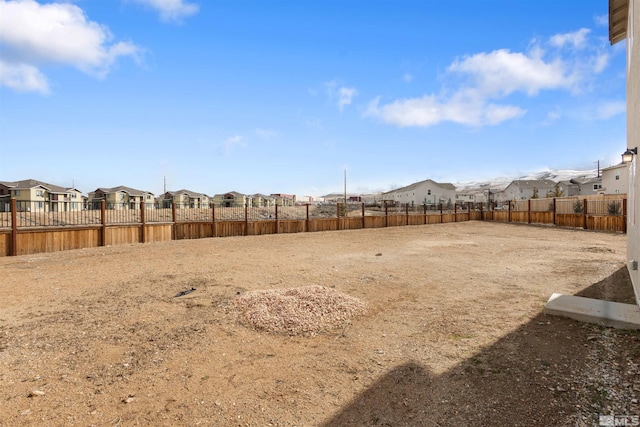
[322,267,639,426]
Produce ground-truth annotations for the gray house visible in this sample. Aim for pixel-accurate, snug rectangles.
[381,179,456,207]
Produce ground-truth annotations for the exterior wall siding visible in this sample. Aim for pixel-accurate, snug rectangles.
[628,0,640,304]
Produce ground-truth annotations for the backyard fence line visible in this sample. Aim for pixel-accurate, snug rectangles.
[0,196,627,257]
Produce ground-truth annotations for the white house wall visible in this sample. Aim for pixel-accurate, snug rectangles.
[627,0,640,304]
[602,164,630,195]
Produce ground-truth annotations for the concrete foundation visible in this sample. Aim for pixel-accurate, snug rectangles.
[544,293,640,330]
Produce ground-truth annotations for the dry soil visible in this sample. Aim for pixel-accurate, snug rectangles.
[1,221,639,426]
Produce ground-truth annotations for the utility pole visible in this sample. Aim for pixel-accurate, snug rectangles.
[344,169,347,204]
[594,160,600,177]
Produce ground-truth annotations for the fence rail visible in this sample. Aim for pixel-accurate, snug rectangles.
[0,196,627,257]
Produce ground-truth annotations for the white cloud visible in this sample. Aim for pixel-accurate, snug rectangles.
[448,49,576,96]
[128,0,199,23]
[0,0,141,93]
[254,128,277,139]
[595,100,626,119]
[594,14,609,27]
[337,86,357,111]
[0,60,49,94]
[364,91,525,128]
[549,28,591,49]
[403,73,413,83]
[366,28,612,128]
[222,135,244,154]
[324,80,358,111]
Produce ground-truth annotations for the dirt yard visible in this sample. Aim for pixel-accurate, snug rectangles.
[1,221,639,426]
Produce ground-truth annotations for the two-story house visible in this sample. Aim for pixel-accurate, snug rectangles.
[601,163,630,195]
[160,190,210,209]
[212,191,251,208]
[500,179,558,201]
[381,179,457,207]
[89,186,154,210]
[0,179,83,212]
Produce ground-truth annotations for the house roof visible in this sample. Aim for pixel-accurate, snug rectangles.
[569,176,602,185]
[3,179,77,194]
[169,189,206,198]
[215,191,245,198]
[382,179,456,195]
[601,163,629,172]
[505,179,557,191]
[609,0,629,45]
[95,186,152,196]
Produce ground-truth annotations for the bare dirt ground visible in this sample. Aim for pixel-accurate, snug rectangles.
[1,221,638,426]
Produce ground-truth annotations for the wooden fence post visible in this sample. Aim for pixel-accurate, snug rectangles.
[508,200,512,223]
[171,202,177,240]
[423,203,427,225]
[306,204,310,232]
[552,198,557,226]
[405,204,409,226]
[140,200,146,243]
[245,204,249,236]
[623,198,627,234]
[439,203,443,223]
[583,199,588,230]
[528,199,531,224]
[454,203,457,222]
[385,202,388,227]
[10,198,17,256]
[480,202,484,221]
[212,204,217,237]
[361,202,365,229]
[100,199,106,247]
[275,204,279,234]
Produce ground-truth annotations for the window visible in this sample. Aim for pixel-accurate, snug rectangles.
[71,193,77,198]
[13,190,20,196]
[615,174,620,181]
[593,184,602,190]
[36,190,43,197]
[427,190,431,195]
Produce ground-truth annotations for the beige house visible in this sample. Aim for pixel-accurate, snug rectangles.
[610,0,640,303]
[160,190,210,209]
[251,193,275,208]
[89,186,154,210]
[0,179,83,212]
[382,179,456,207]
[213,191,251,207]
[270,193,296,206]
[601,163,630,195]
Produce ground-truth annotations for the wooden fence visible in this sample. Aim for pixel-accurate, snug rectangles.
[0,196,627,257]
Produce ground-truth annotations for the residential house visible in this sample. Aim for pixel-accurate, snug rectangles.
[609,0,639,302]
[160,190,210,209]
[500,179,558,201]
[213,191,251,207]
[381,179,456,207]
[568,176,604,195]
[601,163,630,195]
[321,193,351,203]
[89,186,154,210]
[558,180,581,196]
[0,179,83,212]
[455,192,476,206]
[251,194,275,208]
[270,194,296,206]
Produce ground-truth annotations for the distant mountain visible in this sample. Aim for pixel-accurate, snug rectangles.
[454,168,599,193]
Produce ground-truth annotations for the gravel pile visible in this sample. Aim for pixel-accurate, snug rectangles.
[233,285,367,335]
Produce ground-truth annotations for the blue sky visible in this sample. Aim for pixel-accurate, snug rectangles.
[0,0,628,197]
